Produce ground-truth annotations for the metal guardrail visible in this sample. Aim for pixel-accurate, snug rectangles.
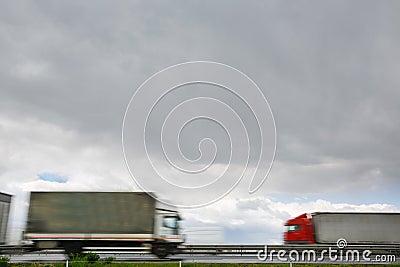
[1,243,399,256]
[0,245,31,253]
[179,244,400,256]
[0,245,152,255]
[0,244,399,264]
[83,246,151,254]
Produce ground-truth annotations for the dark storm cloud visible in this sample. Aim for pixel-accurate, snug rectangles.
[1,0,399,196]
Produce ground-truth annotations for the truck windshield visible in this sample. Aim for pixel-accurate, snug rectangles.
[163,216,179,229]
[285,225,301,232]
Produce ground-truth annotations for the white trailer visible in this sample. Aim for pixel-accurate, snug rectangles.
[313,212,400,244]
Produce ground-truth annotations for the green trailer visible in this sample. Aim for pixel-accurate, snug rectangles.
[25,192,183,258]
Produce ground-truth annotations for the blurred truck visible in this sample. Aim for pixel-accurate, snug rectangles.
[0,192,12,245]
[284,212,400,245]
[24,192,183,258]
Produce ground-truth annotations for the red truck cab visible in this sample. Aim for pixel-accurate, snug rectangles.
[284,213,315,244]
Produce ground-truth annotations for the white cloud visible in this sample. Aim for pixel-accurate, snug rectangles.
[182,195,400,244]
[0,114,136,230]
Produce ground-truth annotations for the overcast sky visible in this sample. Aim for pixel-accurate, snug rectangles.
[1,0,400,244]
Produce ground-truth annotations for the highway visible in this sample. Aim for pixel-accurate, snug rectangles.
[1,244,399,264]
[4,252,399,264]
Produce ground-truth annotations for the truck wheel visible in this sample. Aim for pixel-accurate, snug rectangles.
[152,243,169,258]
